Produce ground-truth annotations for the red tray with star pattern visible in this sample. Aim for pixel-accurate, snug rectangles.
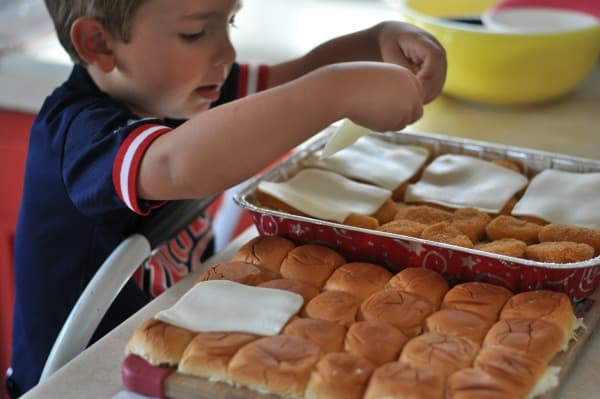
[234,129,600,302]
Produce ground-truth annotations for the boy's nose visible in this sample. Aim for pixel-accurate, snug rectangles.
[213,37,237,68]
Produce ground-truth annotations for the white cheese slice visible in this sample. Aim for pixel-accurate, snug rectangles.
[320,119,371,158]
[257,168,392,223]
[404,154,529,213]
[307,135,430,190]
[155,280,303,335]
[511,169,600,229]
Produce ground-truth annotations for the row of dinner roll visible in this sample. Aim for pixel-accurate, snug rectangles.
[124,235,582,399]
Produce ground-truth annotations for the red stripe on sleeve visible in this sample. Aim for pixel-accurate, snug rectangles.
[237,63,249,98]
[257,65,269,92]
[112,123,171,215]
[113,124,158,204]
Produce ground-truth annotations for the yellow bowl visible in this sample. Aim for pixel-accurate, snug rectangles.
[388,0,600,105]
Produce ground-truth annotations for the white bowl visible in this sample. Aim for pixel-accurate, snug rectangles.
[482,7,599,33]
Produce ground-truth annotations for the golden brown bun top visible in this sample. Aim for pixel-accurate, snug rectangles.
[323,262,393,300]
[307,352,376,399]
[474,346,546,396]
[344,320,408,366]
[196,261,271,286]
[441,282,513,322]
[125,318,196,366]
[303,290,360,327]
[231,235,296,273]
[359,289,434,337]
[425,309,492,344]
[258,278,320,304]
[446,368,517,399]
[364,361,444,399]
[399,332,480,376]
[483,318,565,363]
[228,335,322,397]
[230,334,321,368]
[282,318,347,353]
[387,267,449,308]
[500,290,575,337]
[280,244,346,288]
[178,332,258,376]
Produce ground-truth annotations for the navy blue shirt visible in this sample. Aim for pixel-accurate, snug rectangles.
[10,62,269,394]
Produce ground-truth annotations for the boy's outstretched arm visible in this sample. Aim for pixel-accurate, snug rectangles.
[268,21,447,103]
[138,62,424,201]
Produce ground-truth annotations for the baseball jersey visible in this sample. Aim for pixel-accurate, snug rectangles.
[9,62,269,394]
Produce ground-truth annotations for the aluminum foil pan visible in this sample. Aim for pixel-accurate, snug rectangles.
[234,128,600,301]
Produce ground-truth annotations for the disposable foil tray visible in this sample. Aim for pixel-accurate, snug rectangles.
[234,128,600,301]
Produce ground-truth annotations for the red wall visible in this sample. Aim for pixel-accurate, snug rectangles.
[0,110,33,399]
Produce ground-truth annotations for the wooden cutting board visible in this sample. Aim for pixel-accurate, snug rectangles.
[122,289,600,399]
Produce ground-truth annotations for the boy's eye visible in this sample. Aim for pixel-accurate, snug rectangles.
[179,31,206,41]
[229,14,237,28]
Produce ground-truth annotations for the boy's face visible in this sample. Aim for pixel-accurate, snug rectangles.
[107,0,240,119]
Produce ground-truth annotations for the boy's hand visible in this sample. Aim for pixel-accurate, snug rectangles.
[325,61,425,133]
[374,21,447,104]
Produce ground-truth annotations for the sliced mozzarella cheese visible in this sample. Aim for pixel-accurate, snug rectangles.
[512,169,600,229]
[308,135,430,190]
[320,119,371,158]
[405,154,528,213]
[155,280,303,335]
[257,168,392,222]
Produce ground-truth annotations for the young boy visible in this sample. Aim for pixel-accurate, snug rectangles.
[6,0,446,396]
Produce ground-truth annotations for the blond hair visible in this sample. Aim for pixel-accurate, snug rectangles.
[44,0,148,63]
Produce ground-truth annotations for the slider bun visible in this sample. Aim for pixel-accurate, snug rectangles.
[323,262,393,301]
[446,368,517,399]
[303,290,360,327]
[280,244,345,288]
[178,332,258,381]
[499,290,577,348]
[197,261,272,286]
[231,235,296,275]
[282,318,347,353]
[228,335,321,398]
[358,289,433,337]
[305,352,375,399]
[441,282,513,324]
[386,267,449,309]
[483,318,565,364]
[363,361,445,399]
[344,320,408,366]
[124,318,195,367]
[399,332,480,377]
[425,309,492,344]
[258,278,320,306]
[474,345,547,397]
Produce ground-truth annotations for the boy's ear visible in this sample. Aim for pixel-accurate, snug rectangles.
[70,17,116,72]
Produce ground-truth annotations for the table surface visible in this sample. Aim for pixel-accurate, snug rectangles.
[21,226,600,399]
